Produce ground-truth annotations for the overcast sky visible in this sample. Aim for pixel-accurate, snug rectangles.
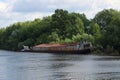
[0,0,120,28]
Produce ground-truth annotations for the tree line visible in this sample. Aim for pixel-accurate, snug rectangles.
[0,9,119,53]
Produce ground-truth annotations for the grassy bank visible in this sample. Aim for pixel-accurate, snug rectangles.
[92,48,120,56]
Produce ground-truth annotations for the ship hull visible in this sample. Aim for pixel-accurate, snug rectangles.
[26,49,91,54]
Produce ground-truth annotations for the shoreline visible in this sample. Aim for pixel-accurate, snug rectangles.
[92,49,120,56]
[0,49,120,56]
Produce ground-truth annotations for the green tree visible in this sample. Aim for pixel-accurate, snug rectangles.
[102,12,120,49]
[94,9,117,29]
[48,32,60,43]
[89,22,101,44]
[51,9,69,39]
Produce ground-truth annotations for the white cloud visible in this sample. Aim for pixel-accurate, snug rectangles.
[105,0,120,10]
[12,0,92,12]
[0,0,120,28]
[0,2,8,12]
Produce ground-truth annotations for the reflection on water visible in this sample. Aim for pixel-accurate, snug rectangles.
[0,50,120,80]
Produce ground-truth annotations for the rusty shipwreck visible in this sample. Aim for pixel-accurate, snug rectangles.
[23,41,93,54]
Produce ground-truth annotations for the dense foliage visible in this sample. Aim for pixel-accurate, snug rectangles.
[0,9,120,53]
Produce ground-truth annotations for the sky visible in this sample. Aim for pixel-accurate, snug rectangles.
[0,0,120,28]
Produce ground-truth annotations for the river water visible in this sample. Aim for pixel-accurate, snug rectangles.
[0,50,120,80]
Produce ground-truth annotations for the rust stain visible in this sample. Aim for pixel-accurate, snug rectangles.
[34,43,78,48]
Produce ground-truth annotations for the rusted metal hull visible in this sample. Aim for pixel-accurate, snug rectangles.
[26,49,91,54]
[22,42,92,54]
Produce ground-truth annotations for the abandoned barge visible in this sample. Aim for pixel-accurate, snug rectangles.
[22,41,93,54]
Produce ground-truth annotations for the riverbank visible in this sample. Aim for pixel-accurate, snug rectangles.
[92,48,120,56]
[1,47,120,56]
[0,48,120,57]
